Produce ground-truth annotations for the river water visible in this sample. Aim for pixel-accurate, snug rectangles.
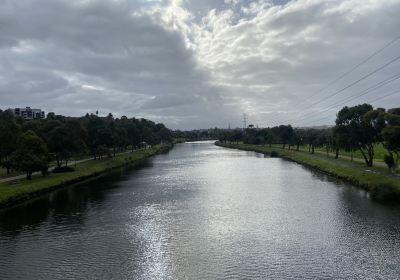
[1,141,400,279]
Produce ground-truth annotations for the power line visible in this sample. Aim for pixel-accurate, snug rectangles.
[367,89,400,105]
[298,89,400,126]
[268,34,400,126]
[306,54,400,107]
[301,34,400,102]
[291,73,400,125]
[272,54,400,126]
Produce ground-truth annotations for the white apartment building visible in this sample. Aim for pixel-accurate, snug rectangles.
[14,107,45,120]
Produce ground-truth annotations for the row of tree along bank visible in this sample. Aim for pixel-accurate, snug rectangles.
[0,144,172,209]
[218,104,400,172]
[0,110,173,180]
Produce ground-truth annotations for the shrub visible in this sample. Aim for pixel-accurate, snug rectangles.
[53,166,75,173]
[270,151,279,158]
[384,153,396,173]
[370,183,400,202]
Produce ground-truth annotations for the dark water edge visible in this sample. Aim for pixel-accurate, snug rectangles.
[0,159,153,235]
[1,141,400,279]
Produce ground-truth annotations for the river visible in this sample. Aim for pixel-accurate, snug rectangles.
[1,141,400,279]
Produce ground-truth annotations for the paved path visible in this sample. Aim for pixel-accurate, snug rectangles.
[0,151,133,184]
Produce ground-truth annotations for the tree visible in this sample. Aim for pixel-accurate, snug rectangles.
[12,131,48,180]
[304,129,318,154]
[46,112,56,120]
[142,127,156,145]
[335,104,385,166]
[115,126,129,153]
[277,125,293,149]
[314,129,330,156]
[265,130,277,147]
[126,122,141,150]
[0,110,20,174]
[291,129,304,151]
[98,127,113,157]
[47,121,87,167]
[85,115,106,159]
[0,110,170,175]
[382,107,400,169]
[243,127,258,144]
[158,126,172,143]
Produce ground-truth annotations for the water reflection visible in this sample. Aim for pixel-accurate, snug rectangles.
[0,161,152,237]
[1,142,400,279]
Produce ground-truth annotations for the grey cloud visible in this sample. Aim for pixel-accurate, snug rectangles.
[0,0,399,129]
[192,0,400,127]
[0,0,238,128]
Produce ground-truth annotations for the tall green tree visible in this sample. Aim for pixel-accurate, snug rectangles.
[127,123,141,150]
[47,120,87,167]
[335,104,385,166]
[12,131,48,180]
[142,127,156,145]
[382,108,400,169]
[85,115,106,159]
[277,125,293,149]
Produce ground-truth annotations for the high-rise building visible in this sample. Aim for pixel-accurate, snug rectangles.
[14,107,45,120]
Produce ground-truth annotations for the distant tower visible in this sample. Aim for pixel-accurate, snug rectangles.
[243,114,247,129]
[228,123,231,130]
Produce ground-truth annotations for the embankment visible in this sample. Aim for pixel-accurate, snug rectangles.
[216,142,400,202]
[0,144,172,209]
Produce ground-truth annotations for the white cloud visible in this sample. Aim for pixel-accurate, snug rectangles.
[187,0,400,126]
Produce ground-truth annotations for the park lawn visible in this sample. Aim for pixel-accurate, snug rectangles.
[0,145,167,208]
[300,143,387,163]
[216,142,400,201]
[266,143,388,164]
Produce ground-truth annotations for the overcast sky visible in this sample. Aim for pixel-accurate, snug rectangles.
[1,0,399,129]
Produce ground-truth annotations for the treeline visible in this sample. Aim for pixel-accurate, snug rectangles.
[218,104,400,170]
[0,111,172,179]
[172,128,222,141]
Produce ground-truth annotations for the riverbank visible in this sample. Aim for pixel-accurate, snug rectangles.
[216,142,400,202]
[0,144,172,209]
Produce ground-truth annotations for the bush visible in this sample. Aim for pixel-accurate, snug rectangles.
[384,153,396,172]
[270,151,279,158]
[370,184,400,202]
[53,166,75,173]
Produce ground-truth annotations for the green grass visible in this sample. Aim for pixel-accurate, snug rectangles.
[266,143,388,164]
[216,142,400,202]
[298,143,387,163]
[0,145,170,208]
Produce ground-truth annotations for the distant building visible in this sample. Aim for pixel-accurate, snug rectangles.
[14,107,45,120]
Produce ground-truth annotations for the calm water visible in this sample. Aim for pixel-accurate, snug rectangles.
[1,141,400,279]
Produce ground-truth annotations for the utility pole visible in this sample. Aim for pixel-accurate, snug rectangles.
[243,113,247,129]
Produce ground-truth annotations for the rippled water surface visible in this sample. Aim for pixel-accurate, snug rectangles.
[1,141,400,279]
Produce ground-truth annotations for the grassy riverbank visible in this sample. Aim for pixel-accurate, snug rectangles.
[216,142,400,202]
[0,144,171,209]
